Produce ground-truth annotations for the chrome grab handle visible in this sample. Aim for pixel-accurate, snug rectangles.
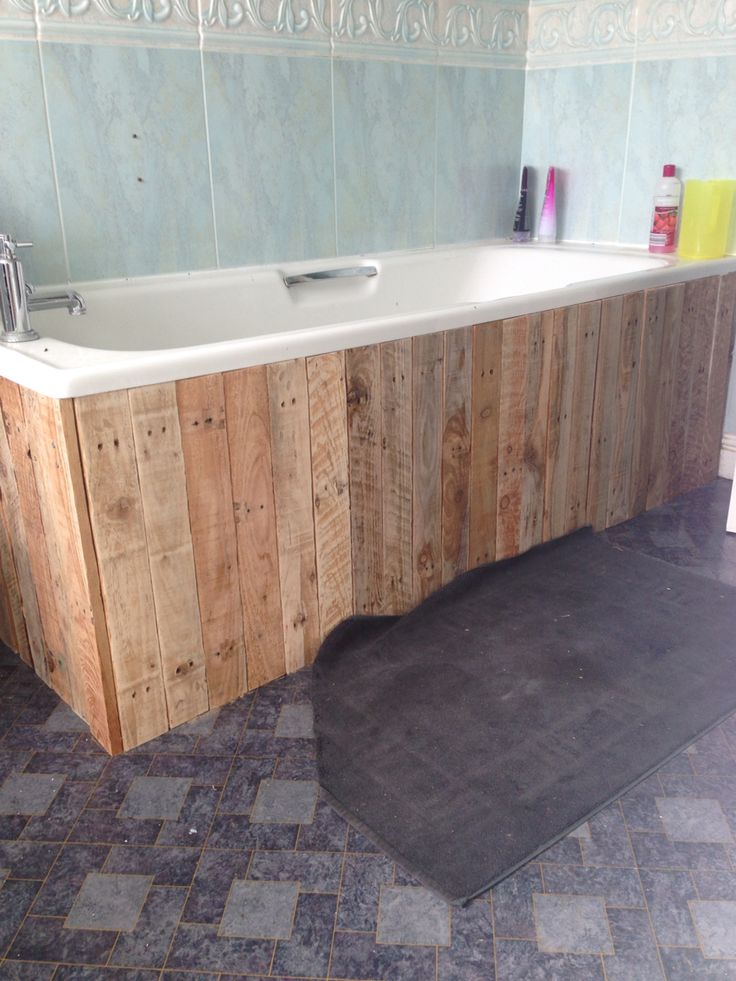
[283,265,378,288]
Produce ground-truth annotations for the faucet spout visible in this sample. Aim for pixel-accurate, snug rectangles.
[27,289,86,316]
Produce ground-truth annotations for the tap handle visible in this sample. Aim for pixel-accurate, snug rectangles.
[15,242,33,249]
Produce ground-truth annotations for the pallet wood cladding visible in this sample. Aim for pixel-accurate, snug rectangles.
[0,274,734,752]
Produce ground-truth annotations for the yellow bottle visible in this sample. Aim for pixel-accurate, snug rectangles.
[677,180,736,260]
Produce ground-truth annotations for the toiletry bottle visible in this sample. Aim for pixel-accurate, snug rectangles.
[538,167,557,243]
[512,166,531,242]
[648,164,681,254]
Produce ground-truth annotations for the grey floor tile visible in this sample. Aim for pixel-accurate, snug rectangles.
[182,848,251,925]
[657,796,734,843]
[218,758,274,815]
[438,901,494,981]
[492,863,543,940]
[271,892,337,977]
[250,779,318,825]
[580,805,636,867]
[248,849,342,893]
[377,885,451,946]
[0,773,64,815]
[330,927,437,981]
[337,852,394,931]
[689,899,736,957]
[165,922,273,974]
[533,893,613,955]
[659,946,736,979]
[42,703,88,732]
[602,906,664,981]
[110,885,187,968]
[104,844,200,886]
[0,879,40,958]
[631,831,732,870]
[220,880,298,939]
[31,843,110,917]
[275,704,314,739]
[65,872,153,931]
[541,864,644,907]
[693,869,736,900]
[296,795,348,851]
[639,869,699,947]
[118,776,192,820]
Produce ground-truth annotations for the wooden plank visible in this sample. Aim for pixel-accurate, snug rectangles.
[468,321,502,568]
[631,288,668,517]
[176,374,246,706]
[497,316,528,559]
[587,296,623,530]
[666,281,699,500]
[544,307,577,541]
[225,366,285,689]
[681,277,720,493]
[441,326,472,584]
[520,312,551,552]
[75,390,169,749]
[0,397,44,671]
[606,292,644,526]
[129,384,209,727]
[412,333,443,601]
[267,359,320,672]
[346,345,383,614]
[380,339,413,613]
[0,483,25,658]
[306,352,353,637]
[700,273,736,482]
[0,379,60,687]
[565,301,600,533]
[646,284,685,510]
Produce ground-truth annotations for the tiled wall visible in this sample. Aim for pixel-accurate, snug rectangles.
[0,0,526,285]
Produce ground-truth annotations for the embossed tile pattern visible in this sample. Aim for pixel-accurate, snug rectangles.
[0,480,735,976]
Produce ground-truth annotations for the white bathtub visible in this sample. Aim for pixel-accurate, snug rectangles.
[3,242,736,398]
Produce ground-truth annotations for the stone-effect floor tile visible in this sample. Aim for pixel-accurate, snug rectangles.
[630,831,732,870]
[42,703,88,732]
[88,757,153,810]
[689,899,736,957]
[0,773,64,815]
[218,758,273,815]
[438,901,494,981]
[104,844,200,886]
[65,872,152,931]
[377,885,451,946]
[54,969,159,979]
[9,915,117,965]
[23,751,106,782]
[656,796,733,843]
[0,841,58,879]
[164,923,273,974]
[109,885,188,968]
[296,796,347,851]
[337,852,394,931]
[639,868,699,947]
[533,893,613,954]
[206,813,298,851]
[250,779,318,825]
[248,849,342,893]
[220,880,298,939]
[156,784,219,847]
[182,848,251,924]
[31,843,110,917]
[271,892,336,977]
[0,879,40,957]
[602,906,664,981]
[658,945,736,979]
[330,928,436,981]
[148,755,231,786]
[21,780,92,842]
[580,805,636,867]
[70,811,162,846]
[0,961,57,979]
[492,863,543,940]
[494,938,606,980]
[118,776,192,820]
[693,869,736,900]
[541,864,644,907]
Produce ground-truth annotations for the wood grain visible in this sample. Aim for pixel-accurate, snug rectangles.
[307,352,353,637]
[267,359,320,671]
[469,322,502,567]
[347,346,383,614]
[681,277,720,493]
[75,391,169,749]
[565,302,600,534]
[225,367,285,689]
[381,339,413,613]
[441,326,472,583]
[646,284,685,510]
[177,374,246,705]
[631,288,668,517]
[701,273,736,481]
[412,332,444,600]
[544,307,577,541]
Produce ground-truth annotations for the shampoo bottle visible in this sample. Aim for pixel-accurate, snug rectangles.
[648,164,681,254]
[538,167,557,243]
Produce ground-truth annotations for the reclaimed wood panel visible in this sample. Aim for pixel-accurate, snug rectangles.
[700,273,736,482]
[129,384,208,727]
[75,391,169,749]
[307,352,353,637]
[681,277,720,494]
[347,346,383,614]
[565,302,600,534]
[177,374,246,706]
[0,403,43,672]
[442,326,472,584]
[631,288,669,517]
[667,282,699,500]
[267,359,320,672]
[0,471,28,660]
[587,296,623,530]
[606,292,644,527]
[412,333,443,600]
[469,322,502,568]
[544,307,577,541]
[646,285,685,511]
[225,367,285,689]
[381,340,413,613]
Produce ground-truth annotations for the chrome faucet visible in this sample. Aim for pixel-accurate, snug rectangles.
[0,233,86,343]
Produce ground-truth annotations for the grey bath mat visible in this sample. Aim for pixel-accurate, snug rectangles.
[312,528,736,904]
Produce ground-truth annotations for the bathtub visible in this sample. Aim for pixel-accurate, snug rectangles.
[3,242,736,398]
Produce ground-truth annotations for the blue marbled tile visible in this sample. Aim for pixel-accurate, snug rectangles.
[156,785,220,847]
[0,40,66,286]
[110,886,188,969]
[0,879,40,959]
[436,66,524,244]
[295,795,348,852]
[602,907,664,981]
[21,781,92,842]
[619,54,736,247]
[31,843,110,917]
[104,844,201,886]
[204,51,335,269]
[521,62,633,244]
[23,751,105,784]
[639,868,699,947]
[69,810,162,846]
[337,852,394,931]
[438,901,494,981]
[206,813,298,850]
[334,57,436,255]
[164,923,273,974]
[580,804,636,867]
[42,42,215,281]
[491,862,543,940]
[0,841,58,879]
[248,848,342,893]
[218,757,274,814]
[9,914,117,965]
[88,755,155,810]
[541,864,644,907]
[148,754,231,785]
[182,847,252,925]
[492,938,606,980]
[329,928,437,981]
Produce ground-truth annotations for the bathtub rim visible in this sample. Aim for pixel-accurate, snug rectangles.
[2,241,736,400]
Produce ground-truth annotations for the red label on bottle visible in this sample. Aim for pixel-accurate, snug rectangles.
[649,206,678,250]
